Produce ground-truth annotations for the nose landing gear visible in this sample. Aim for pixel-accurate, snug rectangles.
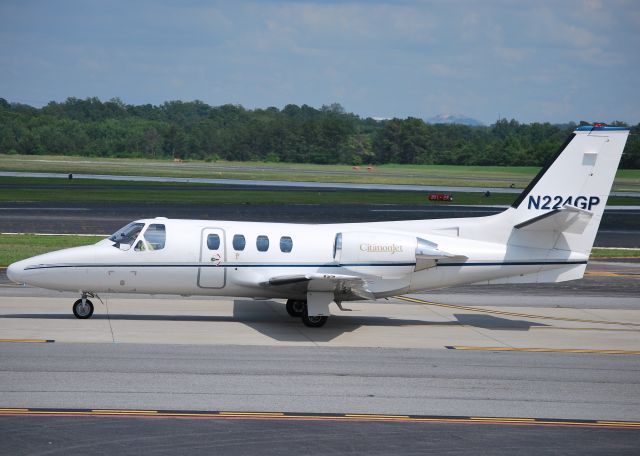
[73,293,94,319]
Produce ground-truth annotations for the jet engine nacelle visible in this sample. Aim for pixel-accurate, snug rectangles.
[333,232,455,278]
[334,231,416,264]
[334,231,416,279]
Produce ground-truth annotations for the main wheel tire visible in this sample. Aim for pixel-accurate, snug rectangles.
[286,299,306,317]
[73,299,94,319]
[302,309,328,328]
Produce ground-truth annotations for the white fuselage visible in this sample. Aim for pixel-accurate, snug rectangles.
[6,213,588,301]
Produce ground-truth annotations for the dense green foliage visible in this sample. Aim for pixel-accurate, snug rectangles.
[1,97,638,168]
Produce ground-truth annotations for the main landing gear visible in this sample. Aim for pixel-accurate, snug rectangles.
[73,293,94,319]
[285,299,305,317]
[286,299,329,328]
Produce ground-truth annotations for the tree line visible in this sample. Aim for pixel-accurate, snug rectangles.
[1,97,638,168]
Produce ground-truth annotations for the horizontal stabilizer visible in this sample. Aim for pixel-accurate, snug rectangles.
[416,246,461,260]
[415,238,467,270]
[514,205,593,234]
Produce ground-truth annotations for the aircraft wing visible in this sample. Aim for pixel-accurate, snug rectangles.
[262,273,374,300]
[514,205,593,234]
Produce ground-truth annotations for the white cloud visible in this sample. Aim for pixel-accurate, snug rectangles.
[0,0,638,123]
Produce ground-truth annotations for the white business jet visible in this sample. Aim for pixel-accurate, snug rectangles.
[6,125,630,327]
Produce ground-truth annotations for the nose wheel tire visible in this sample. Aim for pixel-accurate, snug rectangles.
[73,299,94,319]
[302,308,328,328]
[286,299,306,317]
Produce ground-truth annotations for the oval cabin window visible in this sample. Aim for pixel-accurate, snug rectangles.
[280,236,293,253]
[232,234,246,251]
[256,235,269,252]
[207,234,220,250]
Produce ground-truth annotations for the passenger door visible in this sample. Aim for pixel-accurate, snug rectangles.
[198,228,226,288]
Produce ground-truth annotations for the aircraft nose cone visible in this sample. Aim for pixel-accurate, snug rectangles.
[6,260,25,284]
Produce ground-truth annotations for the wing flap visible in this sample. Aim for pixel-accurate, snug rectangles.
[266,275,313,286]
[262,273,374,300]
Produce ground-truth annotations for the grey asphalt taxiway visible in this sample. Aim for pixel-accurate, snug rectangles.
[1,260,640,454]
[1,199,639,454]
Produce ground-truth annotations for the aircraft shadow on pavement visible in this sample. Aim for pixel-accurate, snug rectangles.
[233,300,549,342]
[453,313,548,331]
[0,301,548,343]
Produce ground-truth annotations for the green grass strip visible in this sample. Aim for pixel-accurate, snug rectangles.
[0,234,104,266]
[590,248,640,258]
[2,154,639,191]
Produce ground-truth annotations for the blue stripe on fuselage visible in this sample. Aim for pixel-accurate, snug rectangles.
[23,260,587,271]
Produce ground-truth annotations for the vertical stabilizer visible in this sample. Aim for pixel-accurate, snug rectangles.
[509,125,629,255]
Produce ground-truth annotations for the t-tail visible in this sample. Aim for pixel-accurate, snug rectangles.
[504,124,630,257]
[444,124,632,285]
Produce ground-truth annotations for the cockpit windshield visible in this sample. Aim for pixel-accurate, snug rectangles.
[109,222,145,247]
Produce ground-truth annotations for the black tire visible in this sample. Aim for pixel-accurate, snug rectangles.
[302,308,328,328]
[286,299,305,317]
[73,299,94,319]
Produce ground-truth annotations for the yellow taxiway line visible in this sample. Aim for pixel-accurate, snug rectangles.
[92,409,159,414]
[394,295,640,327]
[218,411,285,417]
[0,339,54,343]
[0,408,638,429]
[584,271,640,279]
[447,346,640,355]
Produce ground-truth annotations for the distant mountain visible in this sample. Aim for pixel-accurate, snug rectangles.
[426,114,483,126]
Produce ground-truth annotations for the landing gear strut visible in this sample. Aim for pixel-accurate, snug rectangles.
[286,299,306,317]
[73,293,94,319]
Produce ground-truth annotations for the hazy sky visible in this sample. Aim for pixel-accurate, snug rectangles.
[1,0,638,124]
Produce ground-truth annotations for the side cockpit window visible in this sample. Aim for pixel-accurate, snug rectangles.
[143,224,166,250]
